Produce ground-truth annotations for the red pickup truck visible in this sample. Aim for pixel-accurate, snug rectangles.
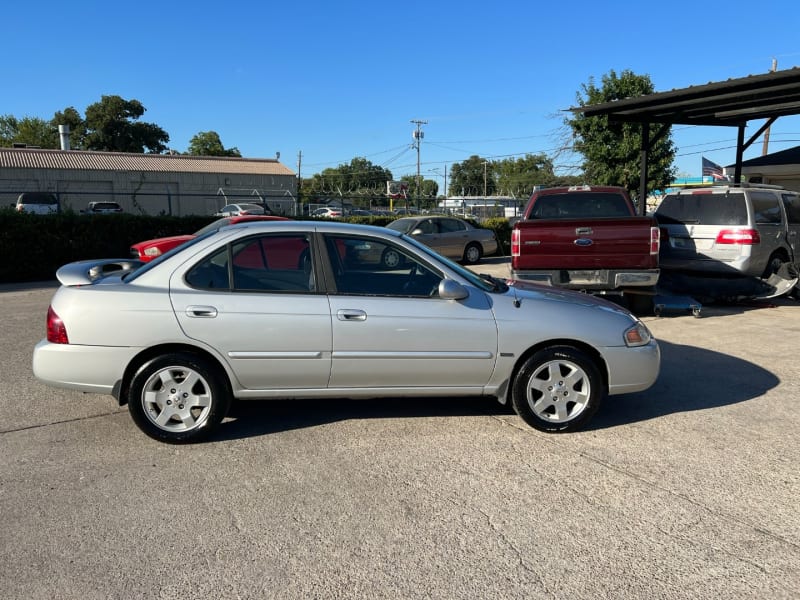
[511,185,660,296]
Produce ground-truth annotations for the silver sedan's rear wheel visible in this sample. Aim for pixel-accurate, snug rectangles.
[511,346,603,432]
[128,352,230,443]
[462,242,482,265]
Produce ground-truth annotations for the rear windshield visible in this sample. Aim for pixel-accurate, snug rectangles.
[656,193,748,225]
[18,192,57,205]
[529,192,631,218]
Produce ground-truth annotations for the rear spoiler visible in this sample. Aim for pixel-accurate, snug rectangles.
[56,259,144,286]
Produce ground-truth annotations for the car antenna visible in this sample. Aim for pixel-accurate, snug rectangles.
[511,284,521,308]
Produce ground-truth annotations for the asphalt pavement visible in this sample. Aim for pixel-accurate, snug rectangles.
[1,265,798,599]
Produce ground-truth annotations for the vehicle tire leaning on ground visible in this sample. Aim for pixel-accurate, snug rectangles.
[462,242,482,265]
[127,352,231,443]
[511,346,603,433]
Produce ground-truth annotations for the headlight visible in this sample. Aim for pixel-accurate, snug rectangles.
[624,321,652,347]
[144,247,162,257]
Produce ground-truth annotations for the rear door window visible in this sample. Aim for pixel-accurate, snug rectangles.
[782,194,800,224]
[656,193,747,225]
[751,192,782,224]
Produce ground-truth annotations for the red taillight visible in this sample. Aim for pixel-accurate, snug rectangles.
[511,228,520,257]
[715,228,760,245]
[650,226,660,255]
[46,306,69,344]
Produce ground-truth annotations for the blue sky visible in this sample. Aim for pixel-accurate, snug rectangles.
[5,0,800,191]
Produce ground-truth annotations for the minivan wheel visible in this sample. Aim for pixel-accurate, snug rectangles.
[762,252,789,279]
[127,352,230,443]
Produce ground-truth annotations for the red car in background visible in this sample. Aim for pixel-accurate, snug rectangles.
[130,215,289,262]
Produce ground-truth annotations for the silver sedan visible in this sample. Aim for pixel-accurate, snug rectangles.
[33,221,659,443]
[386,216,498,264]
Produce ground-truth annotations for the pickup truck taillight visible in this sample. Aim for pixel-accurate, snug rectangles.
[511,228,520,257]
[715,228,760,245]
[47,306,69,344]
[650,227,660,255]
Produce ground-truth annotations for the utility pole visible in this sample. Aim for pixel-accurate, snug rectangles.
[411,120,427,209]
[762,58,778,156]
[483,160,488,196]
[297,150,302,215]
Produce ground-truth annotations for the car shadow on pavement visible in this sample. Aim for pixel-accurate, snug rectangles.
[213,340,777,441]
[587,339,779,430]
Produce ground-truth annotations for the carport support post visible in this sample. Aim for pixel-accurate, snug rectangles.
[637,123,650,216]
[734,125,746,184]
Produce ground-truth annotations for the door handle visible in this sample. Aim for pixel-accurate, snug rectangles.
[337,309,367,321]
[186,305,218,318]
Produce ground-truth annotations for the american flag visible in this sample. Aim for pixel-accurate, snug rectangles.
[702,157,725,180]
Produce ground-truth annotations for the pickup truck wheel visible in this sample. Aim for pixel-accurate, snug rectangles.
[511,346,603,433]
[463,242,482,265]
[127,352,231,444]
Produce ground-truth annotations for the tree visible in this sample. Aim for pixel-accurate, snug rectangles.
[307,157,393,202]
[187,131,241,157]
[495,153,556,198]
[0,115,58,148]
[566,69,676,202]
[448,155,495,196]
[83,95,169,153]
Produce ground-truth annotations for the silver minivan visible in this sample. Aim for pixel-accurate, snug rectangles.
[655,184,800,278]
[15,192,60,215]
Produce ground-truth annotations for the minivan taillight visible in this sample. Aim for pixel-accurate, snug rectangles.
[511,228,520,257]
[715,228,760,245]
[47,306,69,344]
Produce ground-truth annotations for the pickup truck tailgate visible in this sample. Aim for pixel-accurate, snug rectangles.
[512,217,658,270]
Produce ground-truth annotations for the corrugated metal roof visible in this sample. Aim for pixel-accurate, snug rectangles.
[0,148,296,176]
[571,67,800,127]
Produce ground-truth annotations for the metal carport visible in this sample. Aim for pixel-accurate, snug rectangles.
[569,67,800,214]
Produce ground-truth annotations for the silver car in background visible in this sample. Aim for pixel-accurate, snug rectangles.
[386,216,498,264]
[33,221,659,443]
[656,184,800,279]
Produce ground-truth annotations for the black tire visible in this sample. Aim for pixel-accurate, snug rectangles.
[762,251,789,279]
[381,247,404,269]
[127,352,231,443]
[511,346,603,433]
[462,242,482,265]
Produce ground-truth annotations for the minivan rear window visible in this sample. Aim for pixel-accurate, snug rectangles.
[18,192,58,205]
[656,193,747,225]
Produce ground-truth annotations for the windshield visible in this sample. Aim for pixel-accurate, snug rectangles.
[386,219,416,234]
[400,234,499,292]
[193,218,233,236]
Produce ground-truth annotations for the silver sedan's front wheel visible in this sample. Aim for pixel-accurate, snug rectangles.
[128,352,230,443]
[511,346,603,432]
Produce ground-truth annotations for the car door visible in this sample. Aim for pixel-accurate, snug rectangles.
[170,233,333,391]
[437,218,470,258]
[321,232,498,390]
[407,218,443,254]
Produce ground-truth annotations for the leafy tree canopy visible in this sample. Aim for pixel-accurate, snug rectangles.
[0,115,58,148]
[306,157,393,197]
[187,131,241,157]
[83,95,169,153]
[448,155,496,196]
[566,69,676,200]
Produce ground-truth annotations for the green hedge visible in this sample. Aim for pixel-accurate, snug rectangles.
[0,211,512,283]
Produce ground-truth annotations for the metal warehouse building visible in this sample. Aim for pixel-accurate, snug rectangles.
[0,147,297,216]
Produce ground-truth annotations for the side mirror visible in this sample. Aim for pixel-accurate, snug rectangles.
[411,228,425,236]
[438,279,469,300]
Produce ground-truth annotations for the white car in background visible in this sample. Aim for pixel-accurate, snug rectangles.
[33,221,659,444]
[214,203,266,216]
